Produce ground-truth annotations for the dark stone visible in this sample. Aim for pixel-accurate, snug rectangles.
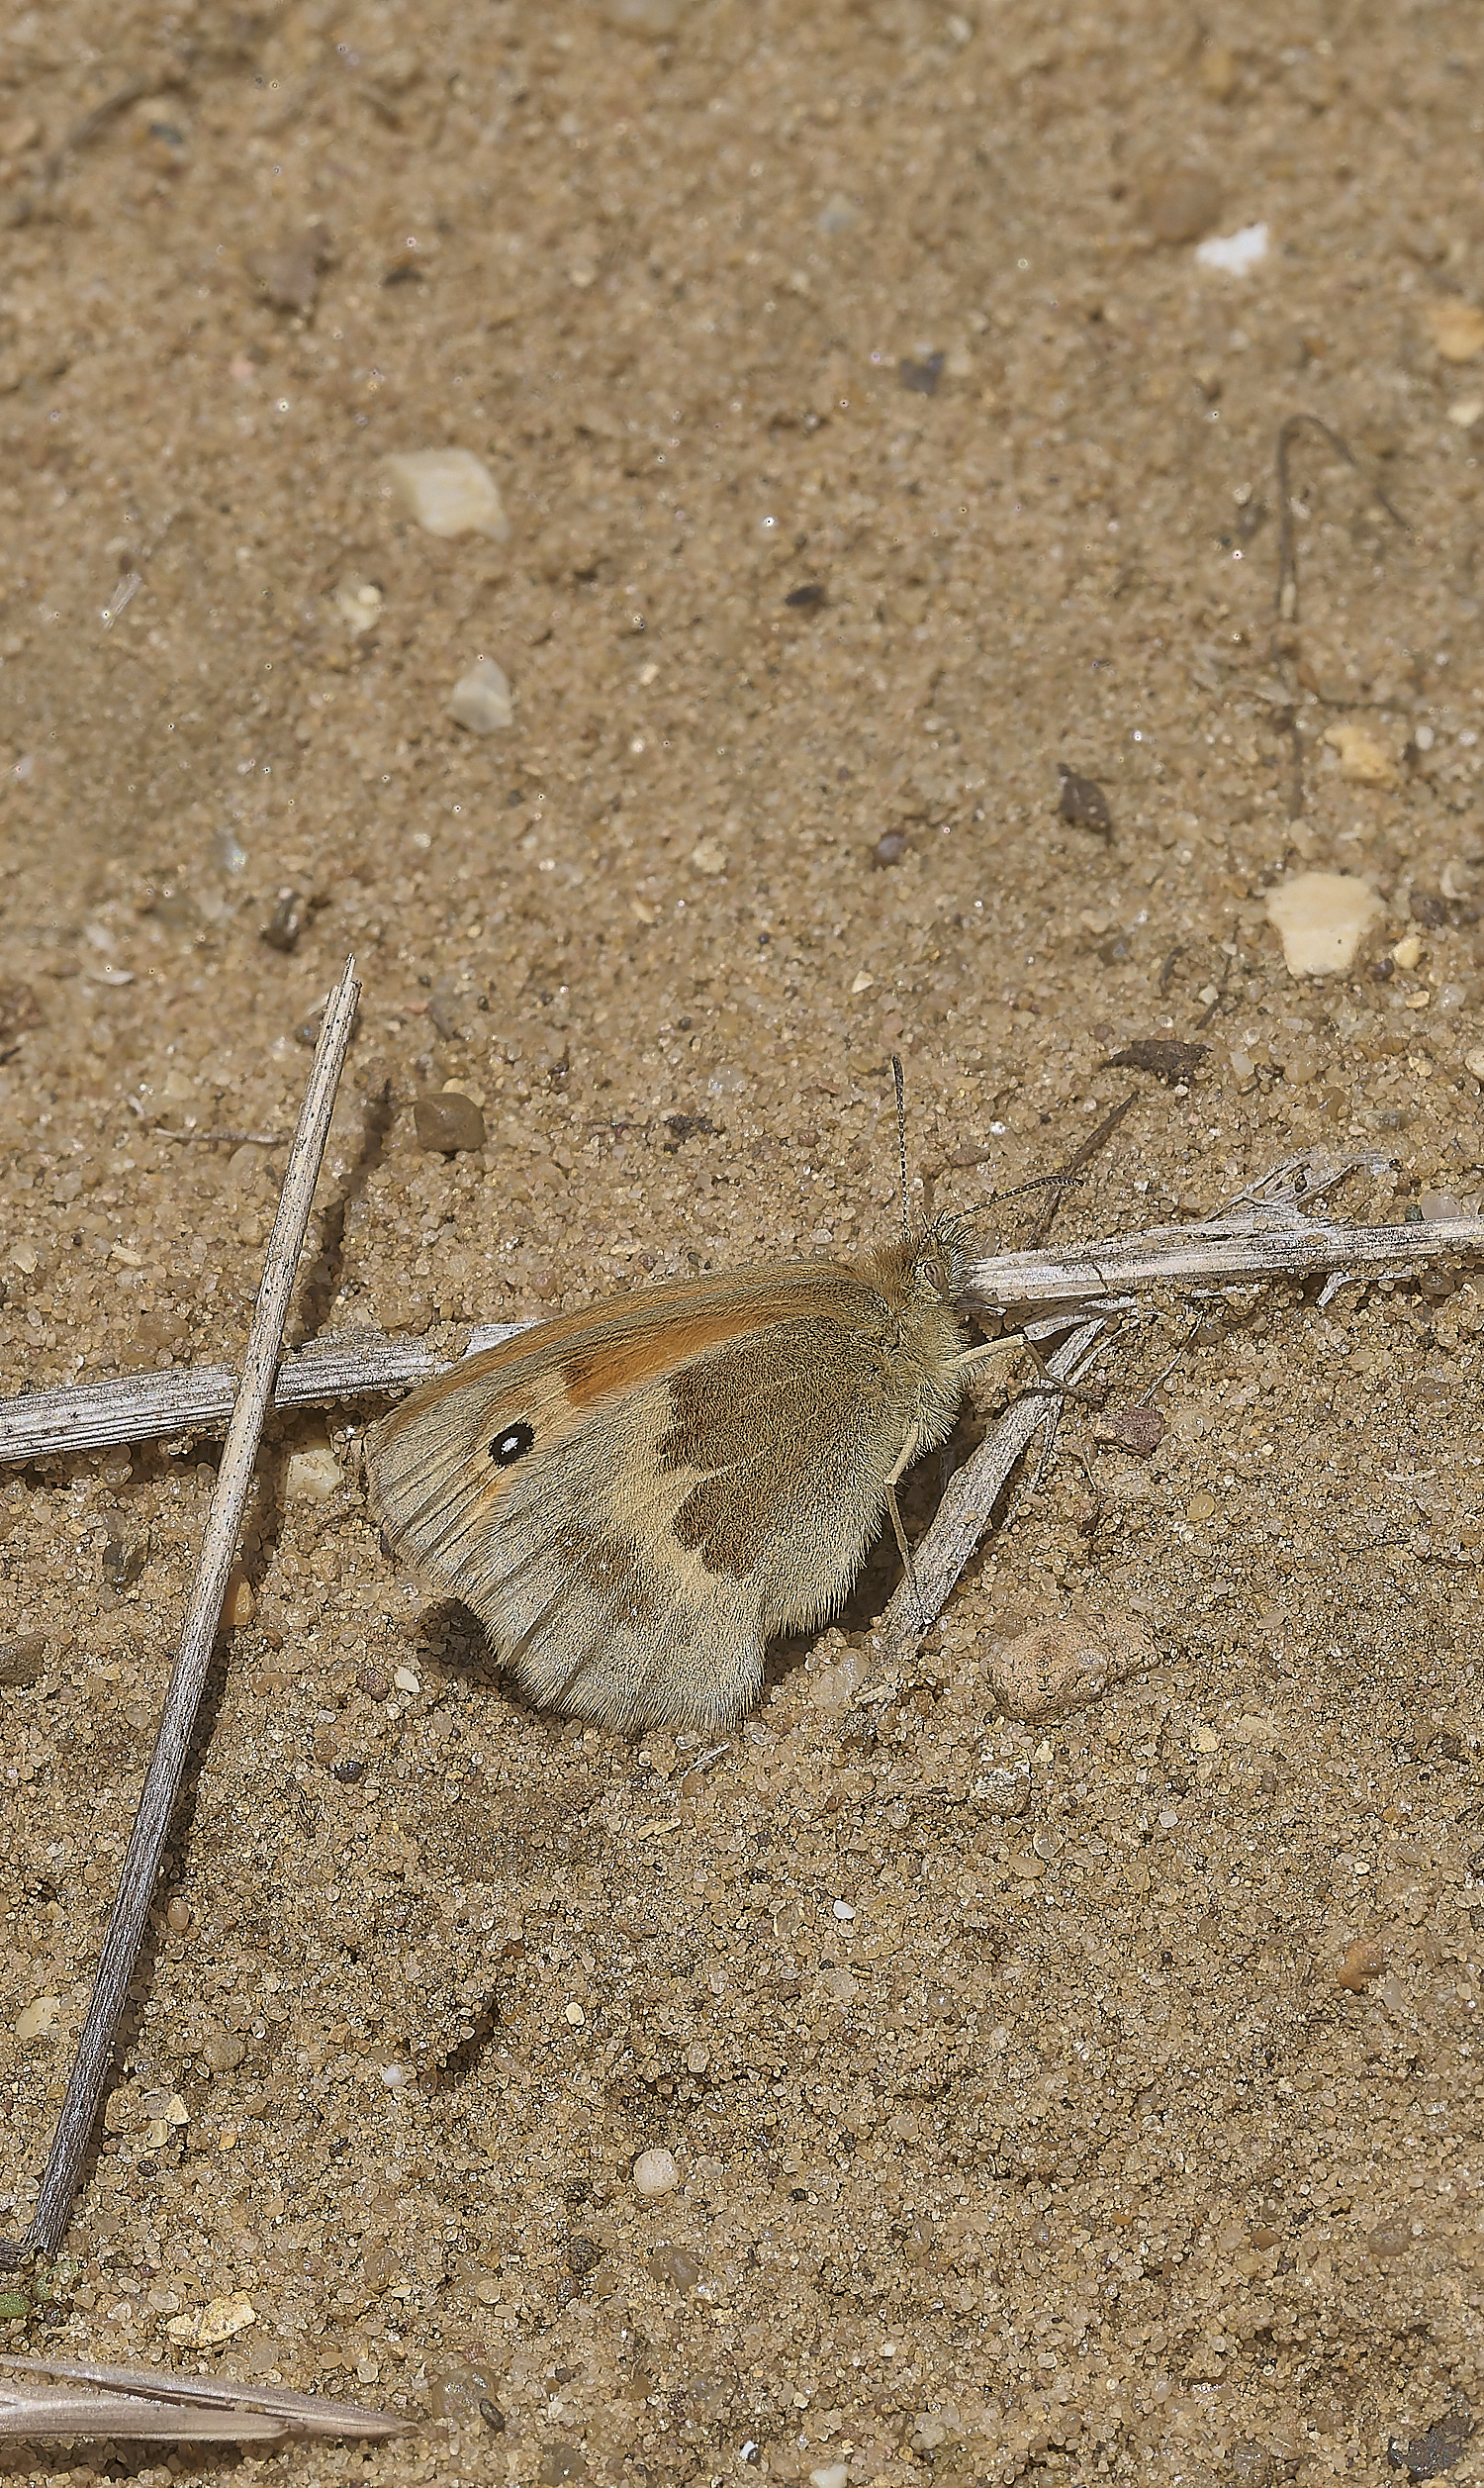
[785,582,825,608]
[0,1633,46,1688]
[1388,2409,1476,2479]
[1058,765,1114,836]
[262,890,306,953]
[899,351,945,395]
[873,831,908,868]
[414,1093,487,1153]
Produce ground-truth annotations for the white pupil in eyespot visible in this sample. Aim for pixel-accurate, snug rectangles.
[492,1423,533,1466]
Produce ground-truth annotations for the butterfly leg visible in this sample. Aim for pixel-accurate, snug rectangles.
[950,1333,1027,1376]
[883,1423,926,1629]
[953,1331,1103,1408]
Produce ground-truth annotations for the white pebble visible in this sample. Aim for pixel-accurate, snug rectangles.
[333,577,383,634]
[383,448,508,541]
[284,1446,343,1502]
[632,2147,679,2198]
[810,2467,851,2488]
[832,1899,857,1921]
[1465,1047,1484,1084]
[1194,221,1268,275]
[1265,871,1382,978]
[379,2060,413,2090]
[16,1995,59,2043]
[394,1667,420,1695]
[448,656,513,733]
[690,836,727,877]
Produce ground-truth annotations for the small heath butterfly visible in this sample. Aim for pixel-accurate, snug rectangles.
[365,1205,1020,1733]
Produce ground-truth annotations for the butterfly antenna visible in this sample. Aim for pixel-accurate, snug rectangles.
[891,1053,909,1238]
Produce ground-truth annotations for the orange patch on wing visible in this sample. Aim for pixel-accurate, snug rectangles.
[561,1291,830,1406]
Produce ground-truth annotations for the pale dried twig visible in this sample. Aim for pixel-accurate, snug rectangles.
[873,1317,1114,1678]
[0,2351,405,2443]
[1,959,361,2264]
[0,1153,1474,1466]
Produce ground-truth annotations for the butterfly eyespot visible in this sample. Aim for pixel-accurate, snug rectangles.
[491,1421,535,1467]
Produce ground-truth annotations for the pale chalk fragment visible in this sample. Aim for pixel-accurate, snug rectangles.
[383,449,508,541]
[1265,871,1383,977]
[448,656,513,733]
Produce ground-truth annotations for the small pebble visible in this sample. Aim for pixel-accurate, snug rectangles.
[537,2448,589,2487]
[1194,222,1268,275]
[1058,765,1113,837]
[1265,871,1383,978]
[689,837,727,877]
[448,656,513,734]
[428,2364,506,2422]
[383,448,508,541]
[832,1899,856,1921]
[166,1897,191,1933]
[602,0,685,31]
[1144,166,1222,244]
[565,2001,586,2027]
[647,2242,700,2290]
[248,222,330,316]
[394,1667,421,1694]
[898,350,944,395]
[785,582,825,609]
[988,1609,1154,1720]
[1448,396,1484,430]
[1425,300,1484,364]
[0,1632,46,1688]
[358,1665,392,1697]
[968,1753,1031,1817]
[284,1444,344,1501]
[261,889,307,954]
[632,2147,680,2198]
[686,2043,710,2074]
[334,577,383,634]
[379,2060,413,2089]
[1323,721,1399,788]
[204,2031,246,2072]
[16,1995,59,2043]
[1186,1489,1217,1522]
[1093,1405,1165,1459]
[872,831,908,868]
[165,2295,256,2347]
[1336,1938,1387,1993]
[414,1091,487,1153]
[224,1570,254,1630]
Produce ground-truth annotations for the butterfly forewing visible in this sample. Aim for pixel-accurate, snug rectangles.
[364,1251,970,1730]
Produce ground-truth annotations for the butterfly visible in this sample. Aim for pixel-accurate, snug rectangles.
[364,1206,1025,1734]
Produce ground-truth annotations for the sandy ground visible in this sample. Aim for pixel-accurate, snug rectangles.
[3,0,1484,2479]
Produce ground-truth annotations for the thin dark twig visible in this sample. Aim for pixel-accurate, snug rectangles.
[1027,1095,1136,1250]
[1274,413,1410,625]
[43,70,189,189]
[1193,926,1238,1031]
[0,958,361,2267]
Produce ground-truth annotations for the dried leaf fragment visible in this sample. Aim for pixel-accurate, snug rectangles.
[1104,1038,1210,1084]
